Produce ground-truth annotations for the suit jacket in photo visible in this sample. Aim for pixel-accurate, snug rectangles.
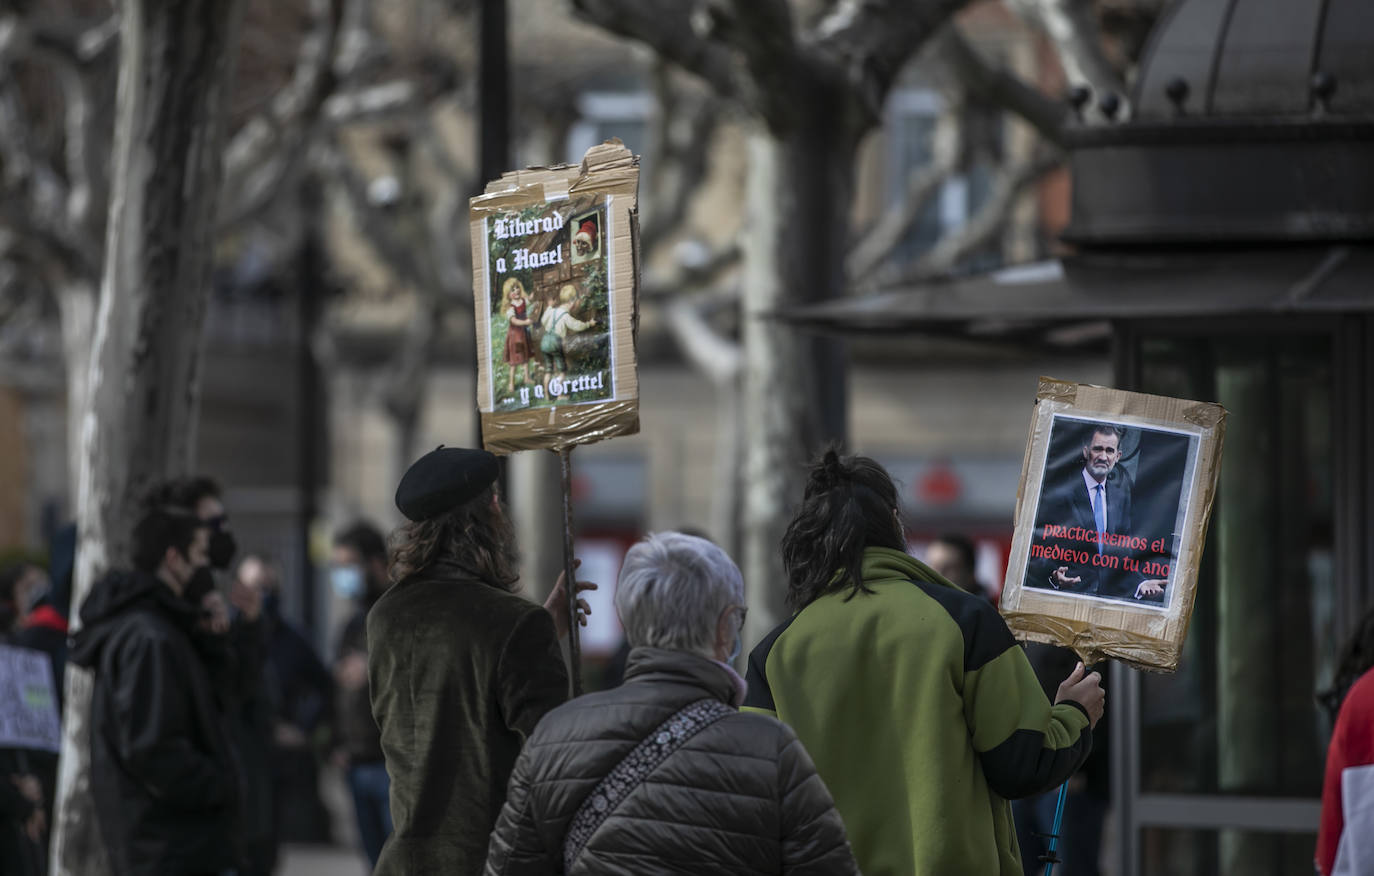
[1028,468,1146,600]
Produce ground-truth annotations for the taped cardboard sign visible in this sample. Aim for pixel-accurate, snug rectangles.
[470,141,640,453]
[1000,377,1227,673]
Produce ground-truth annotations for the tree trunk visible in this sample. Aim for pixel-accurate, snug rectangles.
[711,379,743,561]
[51,3,245,873]
[739,103,853,645]
[55,281,96,514]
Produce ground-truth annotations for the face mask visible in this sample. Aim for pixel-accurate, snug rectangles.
[208,530,237,570]
[330,565,364,600]
[724,605,745,663]
[183,566,217,605]
[20,576,48,612]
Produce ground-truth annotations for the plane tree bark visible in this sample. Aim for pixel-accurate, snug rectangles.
[50,3,246,873]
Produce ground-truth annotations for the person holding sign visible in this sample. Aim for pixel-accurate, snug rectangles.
[367,446,595,876]
[744,450,1102,876]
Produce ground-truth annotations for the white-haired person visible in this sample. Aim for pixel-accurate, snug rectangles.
[484,531,858,875]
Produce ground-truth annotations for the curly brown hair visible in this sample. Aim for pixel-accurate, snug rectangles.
[387,486,520,590]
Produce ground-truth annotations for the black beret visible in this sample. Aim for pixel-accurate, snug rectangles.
[395,446,500,522]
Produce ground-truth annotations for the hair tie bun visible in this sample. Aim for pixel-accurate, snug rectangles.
[807,448,848,493]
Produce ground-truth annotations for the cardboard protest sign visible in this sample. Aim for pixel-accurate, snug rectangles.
[1001,377,1226,672]
[0,644,61,752]
[470,141,640,453]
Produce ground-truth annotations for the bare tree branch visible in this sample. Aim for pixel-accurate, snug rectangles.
[925,24,1070,147]
[810,0,969,124]
[847,113,964,282]
[221,0,345,219]
[35,51,97,230]
[705,0,797,122]
[640,64,725,255]
[321,79,421,122]
[414,118,472,301]
[569,0,755,110]
[0,16,109,272]
[896,147,1063,283]
[666,288,741,385]
[642,240,741,301]
[0,89,101,275]
[74,16,120,62]
[1005,0,1128,119]
[319,144,432,292]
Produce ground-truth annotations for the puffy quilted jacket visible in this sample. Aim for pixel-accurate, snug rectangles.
[485,647,859,875]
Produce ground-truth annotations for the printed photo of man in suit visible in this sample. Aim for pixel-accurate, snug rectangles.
[1026,421,1169,603]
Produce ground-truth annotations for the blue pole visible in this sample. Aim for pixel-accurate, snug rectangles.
[1042,780,1070,876]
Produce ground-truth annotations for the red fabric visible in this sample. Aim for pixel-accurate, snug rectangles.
[23,604,68,634]
[1318,668,1374,875]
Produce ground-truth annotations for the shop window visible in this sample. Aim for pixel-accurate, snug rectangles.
[884,89,1005,271]
[1137,335,1336,803]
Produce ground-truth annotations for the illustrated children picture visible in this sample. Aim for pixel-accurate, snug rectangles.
[1021,415,1198,612]
[485,193,614,411]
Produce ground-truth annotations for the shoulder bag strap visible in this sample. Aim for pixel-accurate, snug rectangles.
[562,697,735,872]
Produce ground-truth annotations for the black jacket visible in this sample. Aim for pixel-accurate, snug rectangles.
[69,570,242,876]
[485,648,859,876]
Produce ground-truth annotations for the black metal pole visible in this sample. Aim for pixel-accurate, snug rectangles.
[559,447,583,696]
[475,0,509,455]
[478,0,509,185]
[298,179,323,639]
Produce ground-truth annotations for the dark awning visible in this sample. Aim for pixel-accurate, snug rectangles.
[780,245,1374,337]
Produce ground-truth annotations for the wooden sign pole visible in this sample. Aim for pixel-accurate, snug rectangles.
[558,447,583,696]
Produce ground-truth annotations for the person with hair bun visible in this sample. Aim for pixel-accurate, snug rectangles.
[744,449,1104,876]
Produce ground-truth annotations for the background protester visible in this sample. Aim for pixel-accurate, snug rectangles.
[158,476,275,875]
[70,496,242,875]
[237,553,335,845]
[485,531,858,876]
[745,449,1102,876]
[15,525,74,711]
[369,446,590,876]
[330,520,394,869]
[0,755,45,876]
[1317,607,1374,876]
[1,524,75,856]
[1013,643,1111,876]
[0,562,49,876]
[924,532,987,599]
[0,561,47,635]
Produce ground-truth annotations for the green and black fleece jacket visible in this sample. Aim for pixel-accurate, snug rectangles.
[743,547,1092,876]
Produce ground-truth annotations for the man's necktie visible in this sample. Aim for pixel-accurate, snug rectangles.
[1094,483,1107,554]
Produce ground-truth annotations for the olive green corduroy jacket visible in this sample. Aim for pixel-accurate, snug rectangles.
[368,566,568,876]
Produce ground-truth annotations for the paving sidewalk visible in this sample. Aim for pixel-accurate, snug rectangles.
[279,843,371,876]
